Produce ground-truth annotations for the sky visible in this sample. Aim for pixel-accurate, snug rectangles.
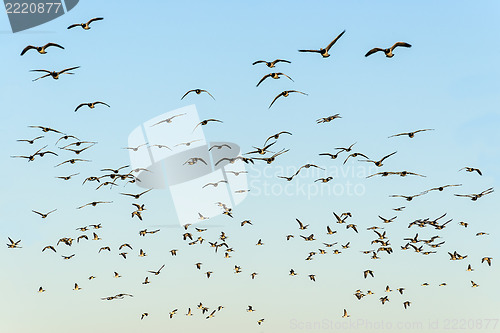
[0,1,499,332]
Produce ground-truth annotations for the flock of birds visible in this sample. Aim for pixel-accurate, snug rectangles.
[7,15,495,329]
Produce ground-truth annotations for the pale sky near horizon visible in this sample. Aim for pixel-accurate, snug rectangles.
[1,1,499,332]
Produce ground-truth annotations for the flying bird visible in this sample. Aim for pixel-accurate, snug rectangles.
[184,157,208,165]
[269,90,307,108]
[245,141,276,155]
[256,72,293,87]
[252,59,291,68]
[150,113,186,127]
[21,43,64,55]
[30,66,80,81]
[209,144,231,151]
[481,257,492,266]
[317,114,341,123]
[75,101,110,112]
[181,89,215,100]
[16,136,44,144]
[264,131,292,145]
[454,187,494,201]
[32,209,57,218]
[120,189,152,199]
[360,151,397,167]
[67,17,104,30]
[28,126,62,134]
[298,30,346,58]
[7,237,22,248]
[365,42,412,57]
[77,201,112,209]
[389,129,434,138]
[193,119,223,132]
[459,167,482,176]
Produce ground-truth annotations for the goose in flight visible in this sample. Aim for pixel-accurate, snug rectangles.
[75,101,110,112]
[28,125,62,134]
[77,201,112,209]
[245,141,276,155]
[17,136,44,144]
[67,17,104,30]
[193,119,223,132]
[481,257,492,266]
[252,59,291,68]
[269,90,307,108]
[120,189,152,199]
[181,89,215,100]
[21,43,64,55]
[299,30,346,58]
[151,113,186,127]
[32,209,57,218]
[454,187,494,201]
[389,129,433,138]
[256,72,293,87]
[459,167,482,176]
[264,131,292,145]
[42,245,56,252]
[365,42,412,58]
[11,145,47,162]
[424,184,462,192]
[7,237,22,248]
[317,114,341,123]
[360,151,397,167]
[30,66,80,81]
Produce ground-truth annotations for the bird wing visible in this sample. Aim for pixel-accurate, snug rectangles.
[74,103,87,112]
[325,30,346,51]
[298,49,321,53]
[20,45,36,56]
[45,43,65,50]
[30,69,52,73]
[95,101,110,107]
[59,66,80,74]
[67,24,80,29]
[256,74,271,87]
[380,151,397,162]
[202,90,216,100]
[280,73,294,82]
[32,73,51,82]
[88,17,104,24]
[388,132,407,138]
[289,90,308,96]
[391,42,412,51]
[269,92,284,108]
[181,90,195,100]
[365,48,384,57]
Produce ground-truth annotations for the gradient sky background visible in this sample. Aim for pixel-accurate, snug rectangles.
[1,1,499,332]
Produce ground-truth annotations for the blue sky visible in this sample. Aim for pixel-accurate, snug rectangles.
[1,1,499,332]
